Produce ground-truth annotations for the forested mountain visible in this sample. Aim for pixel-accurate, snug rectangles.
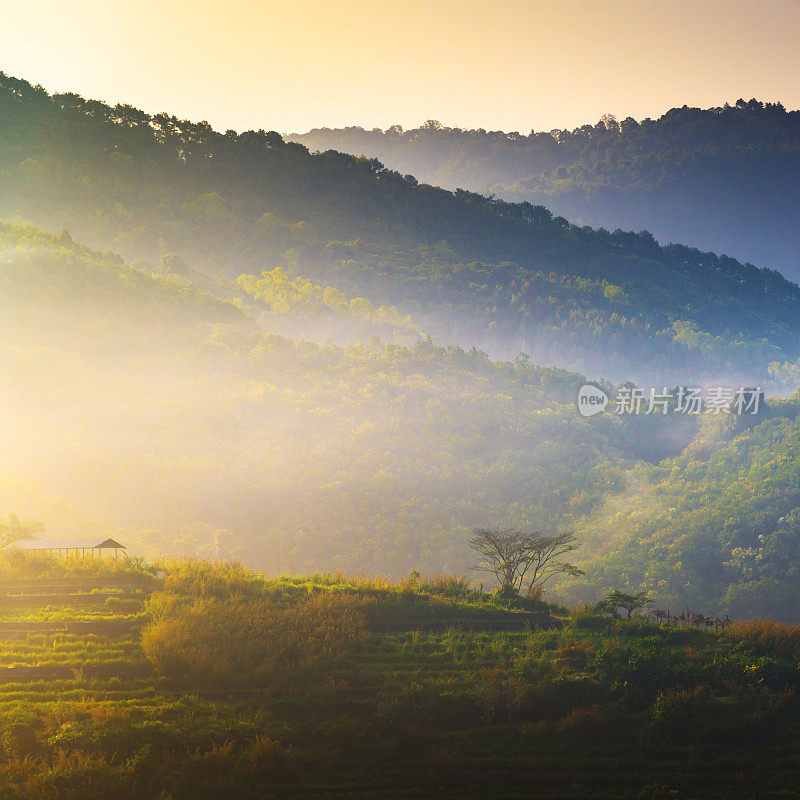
[1,74,799,385]
[0,220,664,581]
[4,220,800,617]
[0,223,244,339]
[4,75,800,618]
[289,100,800,280]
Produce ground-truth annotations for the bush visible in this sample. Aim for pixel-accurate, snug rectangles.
[566,606,610,631]
[1,722,41,759]
[160,560,269,600]
[142,591,366,686]
[650,686,713,732]
[420,574,474,600]
[473,667,525,722]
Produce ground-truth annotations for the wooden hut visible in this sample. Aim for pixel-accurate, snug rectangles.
[9,538,126,558]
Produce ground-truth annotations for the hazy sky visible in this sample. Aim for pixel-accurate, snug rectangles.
[2,0,799,134]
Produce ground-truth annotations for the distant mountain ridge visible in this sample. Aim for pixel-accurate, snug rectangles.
[288,99,800,279]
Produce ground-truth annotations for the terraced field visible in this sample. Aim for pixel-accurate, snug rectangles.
[0,576,150,683]
[1,561,800,799]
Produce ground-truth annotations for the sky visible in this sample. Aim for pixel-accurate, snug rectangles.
[2,0,799,134]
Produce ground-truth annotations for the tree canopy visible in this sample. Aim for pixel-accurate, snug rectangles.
[468,528,583,596]
[0,74,798,386]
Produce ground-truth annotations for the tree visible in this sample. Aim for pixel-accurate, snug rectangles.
[468,528,583,596]
[0,514,43,549]
[598,589,652,619]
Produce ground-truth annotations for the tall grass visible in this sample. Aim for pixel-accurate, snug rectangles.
[142,591,366,686]
[0,551,156,585]
[726,620,800,658]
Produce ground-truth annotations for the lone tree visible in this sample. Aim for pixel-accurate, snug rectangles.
[598,589,652,619]
[468,528,583,596]
[0,514,43,549]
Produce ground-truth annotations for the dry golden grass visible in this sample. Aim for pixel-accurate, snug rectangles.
[726,620,800,658]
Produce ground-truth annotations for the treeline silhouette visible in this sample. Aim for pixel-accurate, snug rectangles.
[290,99,800,278]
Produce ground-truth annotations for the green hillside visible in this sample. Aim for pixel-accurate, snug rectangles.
[2,220,800,618]
[3,77,800,618]
[1,556,800,799]
[0,222,244,336]
[234,266,420,346]
[1,74,798,385]
[558,392,800,619]
[1,220,667,583]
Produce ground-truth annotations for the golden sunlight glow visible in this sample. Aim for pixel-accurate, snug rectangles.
[1,0,798,133]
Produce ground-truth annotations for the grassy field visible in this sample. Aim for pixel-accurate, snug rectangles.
[0,556,799,799]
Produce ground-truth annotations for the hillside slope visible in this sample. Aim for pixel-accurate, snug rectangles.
[558,392,800,619]
[1,75,798,385]
[0,222,245,343]
[4,225,800,616]
[1,221,669,580]
[2,557,800,799]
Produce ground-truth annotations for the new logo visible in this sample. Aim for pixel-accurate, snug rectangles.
[577,384,609,417]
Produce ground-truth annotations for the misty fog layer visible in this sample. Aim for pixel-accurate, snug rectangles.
[1,74,800,617]
[5,223,800,619]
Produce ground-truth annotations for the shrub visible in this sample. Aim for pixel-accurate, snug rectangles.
[420,574,474,600]
[650,686,718,736]
[566,606,610,631]
[474,667,525,722]
[142,591,366,685]
[160,560,268,600]
[1,722,41,759]
[556,638,594,670]
[244,735,294,777]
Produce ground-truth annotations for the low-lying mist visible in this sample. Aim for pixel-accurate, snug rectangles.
[2,226,798,617]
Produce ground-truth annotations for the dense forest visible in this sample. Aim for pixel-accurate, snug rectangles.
[1,75,799,385]
[0,222,645,580]
[559,392,800,620]
[289,100,800,280]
